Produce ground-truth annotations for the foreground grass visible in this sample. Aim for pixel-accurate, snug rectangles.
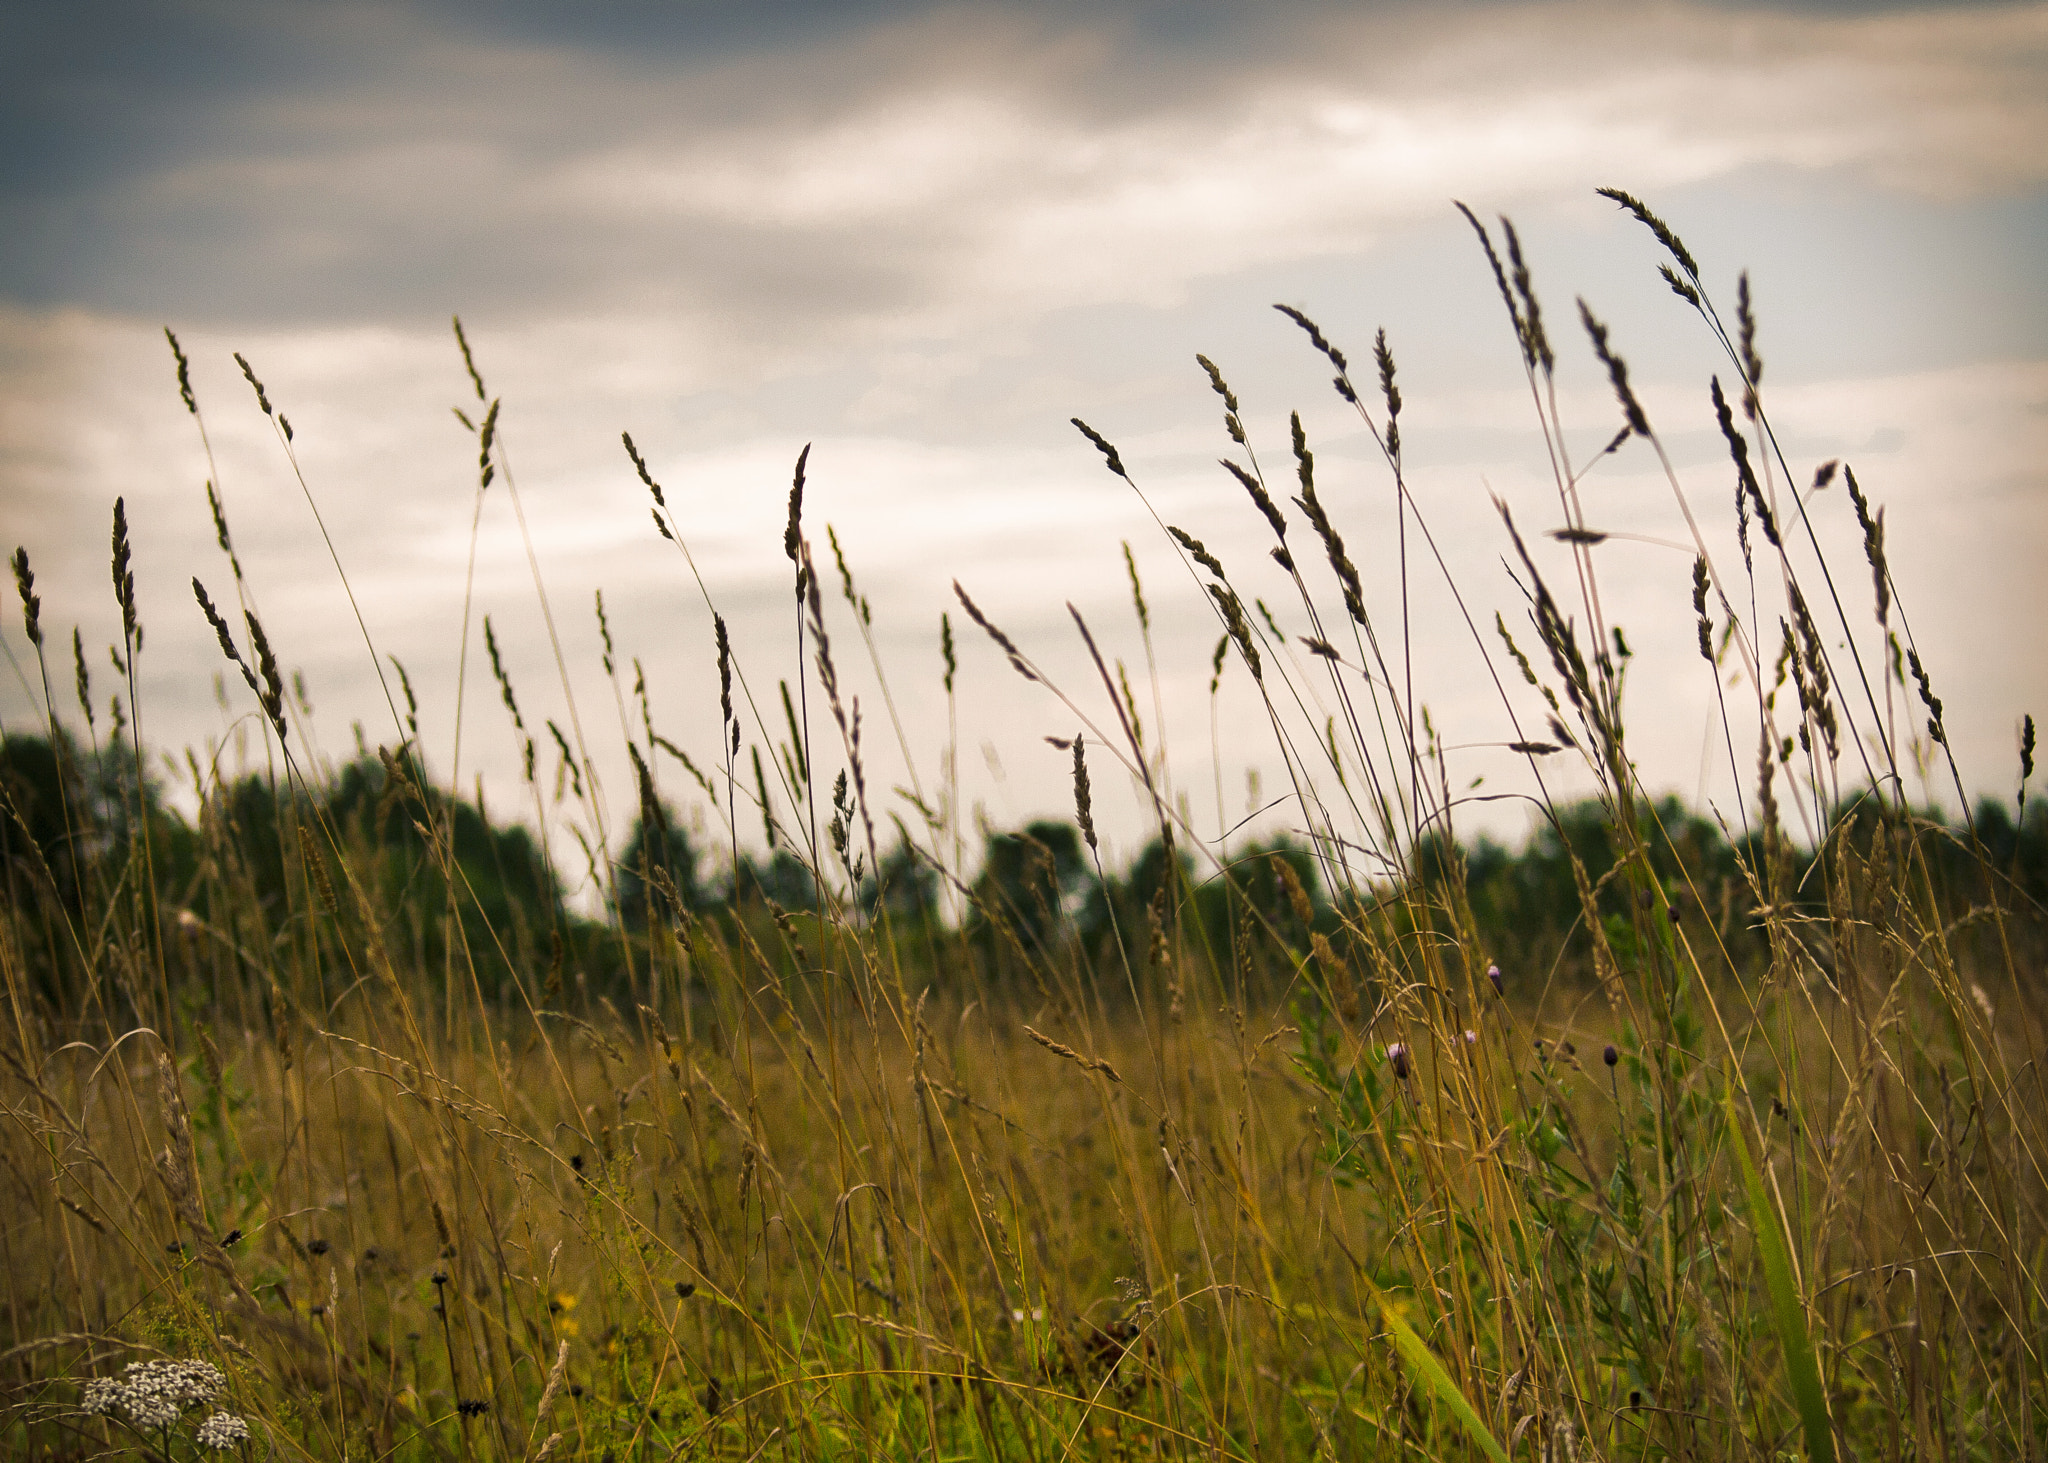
[3,190,2045,1460]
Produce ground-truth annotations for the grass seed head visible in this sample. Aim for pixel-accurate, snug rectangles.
[1373,327,1402,456]
[110,499,141,651]
[1693,557,1714,661]
[1273,304,1355,401]
[1907,648,1946,745]
[451,315,487,401]
[475,399,499,489]
[1711,377,1777,548]
[1168,526,1225,581]
[952,581,1036,683]
[233,352,272,417]
[1597,186,1700,281]
[1072,418,1128,479]
[1121,541,1150,632]
[72,628,93,728]
[1579,300,1650,437]
[1737,270,1764,416]
[243,610,288,733]
[1195,353,1245,443]
[1070,734,1096,853]
[1499,218,1555,375]
[11,547,41,649]
[622,431,668,509]
[1221,459,1287,542]
[1457,202,1537,369]
[164,328,199,415]
[785,443,811,591]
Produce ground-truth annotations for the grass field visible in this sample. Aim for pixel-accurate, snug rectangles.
[3,191,2045,1461]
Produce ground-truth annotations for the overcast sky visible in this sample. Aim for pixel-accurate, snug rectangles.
[4,0,2044,901]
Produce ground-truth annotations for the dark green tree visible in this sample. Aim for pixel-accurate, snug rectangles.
[971,819,1087,953]
[862,835,940,924]
[616,797,700,929]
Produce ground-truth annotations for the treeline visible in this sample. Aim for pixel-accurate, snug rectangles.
[4,729,2043,1018]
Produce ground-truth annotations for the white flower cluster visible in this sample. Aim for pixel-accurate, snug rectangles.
[195,1410,252,1450]
[78,1358,227,1431]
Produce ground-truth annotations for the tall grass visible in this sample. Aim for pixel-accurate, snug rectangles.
[2,190,2044,1461]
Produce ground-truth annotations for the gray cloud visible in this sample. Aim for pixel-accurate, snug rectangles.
[7,1,2046,334]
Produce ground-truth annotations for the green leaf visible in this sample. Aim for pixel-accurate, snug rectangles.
[1370,1286,1509,1463]
[1725,1088,1836,1463]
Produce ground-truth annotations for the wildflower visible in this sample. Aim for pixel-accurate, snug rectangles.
[77,1358,228,1433]
[121,1388,182,1429]
[1486,964,1504,997]
[1387,1043,1411,1080]
[1604,1044,1619,1067]
[196,1411,250,1450]
[119,1359,224,1423]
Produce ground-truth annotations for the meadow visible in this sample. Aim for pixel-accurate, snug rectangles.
[3,190,2045,1461]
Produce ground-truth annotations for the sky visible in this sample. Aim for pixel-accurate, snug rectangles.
[3,0,2044,903]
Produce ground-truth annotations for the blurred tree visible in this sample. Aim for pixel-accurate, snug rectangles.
[862,834,940,925]
[0,730,97,920]
[616,796,699,929]
[730,847,818,912]
[971,819,1087,953]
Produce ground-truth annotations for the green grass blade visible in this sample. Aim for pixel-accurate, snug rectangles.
[1726,1088,1837,1463]
[1371,1287,1509,1463]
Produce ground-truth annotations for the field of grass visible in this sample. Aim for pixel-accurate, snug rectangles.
[3,191,2045,1461]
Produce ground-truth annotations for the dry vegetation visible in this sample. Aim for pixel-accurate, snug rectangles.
[2,191,2045,1461]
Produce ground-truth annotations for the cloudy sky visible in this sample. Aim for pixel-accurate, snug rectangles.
[4,0,2044,899]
